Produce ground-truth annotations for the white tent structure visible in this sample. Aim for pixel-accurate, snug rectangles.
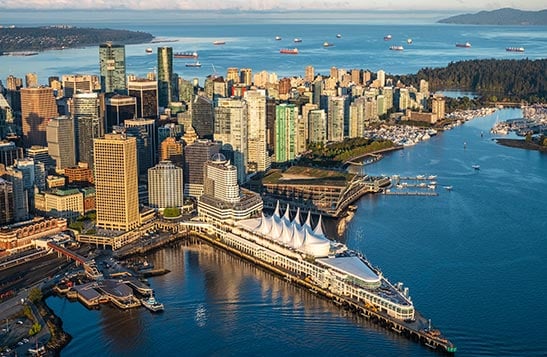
[253,202,331,258]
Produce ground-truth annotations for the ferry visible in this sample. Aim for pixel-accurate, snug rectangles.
[145,48,153,54]
[323,42,334,47]
[389,45,404,51]
[280,48,299,55]
[174,51,198,59]
[141,295,164,312]
[293,38,302,43]
[185,61,202,68]
[384,34,392,40]
[456,42,471,48]
[506,47,525,52]
[213,41,226,45]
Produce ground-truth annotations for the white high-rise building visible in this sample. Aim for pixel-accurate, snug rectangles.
[204,153,239,204]
[214,98,248,184]
[244,90,270,173]
[148,161,184,209]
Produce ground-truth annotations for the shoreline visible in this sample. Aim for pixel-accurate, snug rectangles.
[495,138,547,152]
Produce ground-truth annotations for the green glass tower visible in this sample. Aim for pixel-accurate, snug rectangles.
[99,42,126,94]
[157,47,173,108]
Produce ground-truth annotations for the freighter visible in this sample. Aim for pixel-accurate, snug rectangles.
[174,51,198,59]
[506,47,525,52]
[199,202,456,353]
[280,48,299,54]
[456,42,471,48]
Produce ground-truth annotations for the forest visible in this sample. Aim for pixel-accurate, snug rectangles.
[393,59,547,103]
[0,26,153,52]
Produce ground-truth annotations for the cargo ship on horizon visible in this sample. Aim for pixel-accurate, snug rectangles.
[280,48,299,54]
[174,51,198,59]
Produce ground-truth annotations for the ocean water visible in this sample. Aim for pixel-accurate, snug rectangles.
[4,11,546,356]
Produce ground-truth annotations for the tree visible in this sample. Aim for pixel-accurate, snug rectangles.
[28,288,43,303]
[163,207,181,218]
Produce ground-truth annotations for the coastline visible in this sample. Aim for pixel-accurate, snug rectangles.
[495,138,547,152]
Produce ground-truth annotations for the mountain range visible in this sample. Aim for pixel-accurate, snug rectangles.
[438,8,547,25]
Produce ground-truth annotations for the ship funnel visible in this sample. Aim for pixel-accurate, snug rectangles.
[403,287,409,297]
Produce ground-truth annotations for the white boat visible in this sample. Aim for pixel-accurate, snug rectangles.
[141,295,164,312]
[275,36,282,41]
[336,34,342,38]
[407,38,413,44]
[444,186,453,191]
[293,38,302,43]
[427,175,437,180]
[472,164,480,170]
[145,48,153,54]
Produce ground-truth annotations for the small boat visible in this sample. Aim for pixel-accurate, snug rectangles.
[275,36,282,41]
[407,38,413,44]
[444,186,453,191]
[141,295,164,312]
[213,41,226,45]
[145,48,153,54]
[389,45,404,51]
[506,47,525,52]
[293,38,302,43]
[323,42,334,47]
[336,34,342,38]
[384,34,392,40]
[428,175,437,180]
[280,48,299,55]
[185,61,201,67]
[456,42,471,48]
[472,164,480,170]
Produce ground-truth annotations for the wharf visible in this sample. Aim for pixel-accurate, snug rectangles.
[191,230,456,354]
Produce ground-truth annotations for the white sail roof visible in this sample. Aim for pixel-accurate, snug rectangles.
[293,207,301,226]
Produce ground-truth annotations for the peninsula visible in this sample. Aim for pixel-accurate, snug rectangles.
[0,26,154,53]
[438,8,547,25]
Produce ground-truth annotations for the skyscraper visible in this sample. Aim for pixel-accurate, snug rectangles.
[240,68,252,86]
[244,90,269,173]
[1,166,28,222]
[159,136,183,166]
[72,92,105,168]
[183,139,220,197]
[0,141,23,168]
[157,47,174,108]
[25,73,39,88]
[128,79,158,119]
[305,65,315,83]
[308,109,327,144]
[20,87,59,147]
[124,118,157,175]
[105,94,136,133]
[46,115,76,173]
[327,96,347,142]
[62,74,99,97]
[192,95,214,139]
[99,42,127,94]
[0,178,14,225]
[275,103,297,163]
[214,98,248,184]
[93,133,139,231]
[203,153,239,204]
[148,160,184,209]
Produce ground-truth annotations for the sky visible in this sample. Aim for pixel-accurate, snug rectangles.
[0,0,545,11]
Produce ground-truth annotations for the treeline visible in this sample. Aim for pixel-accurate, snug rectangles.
[0,27,153,52]
[394,59,547,103]
[302,138,394,167]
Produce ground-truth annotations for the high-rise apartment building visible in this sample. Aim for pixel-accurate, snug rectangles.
[46,116,76,172]
[20,87,59,147]
[183,139,220,197]
[203,153,239,204]
[274,103,297,163]
[432,95,446,120]
[148,160,184,209]
[1,166,28,222]
[305,65,315,83]
[244,90,269,173]
[308,109,327,144]
[128,79,158,119]
[214,98,248,184]
[72,92,105,168]
[99,42,126,94]
[25,73,39,88]
[327,96,348,142]
[157,47,174,108]
[93,133,140,231]
[226,67,239,84]
[240,68,252,86]
[349,97,365,138]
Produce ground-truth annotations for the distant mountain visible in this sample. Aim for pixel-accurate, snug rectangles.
[438,8,547,25]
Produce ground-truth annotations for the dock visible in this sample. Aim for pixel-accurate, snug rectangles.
[190,230,456,354]
[384,191,439,196]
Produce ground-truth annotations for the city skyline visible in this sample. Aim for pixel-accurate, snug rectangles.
[0,1,545,11]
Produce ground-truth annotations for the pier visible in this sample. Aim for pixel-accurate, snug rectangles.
[190,228,456,354]
[384,191,439,196]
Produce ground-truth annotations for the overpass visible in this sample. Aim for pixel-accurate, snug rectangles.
[47,242,102,279]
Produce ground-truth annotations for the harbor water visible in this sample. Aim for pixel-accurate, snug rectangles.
[2,10,545,356]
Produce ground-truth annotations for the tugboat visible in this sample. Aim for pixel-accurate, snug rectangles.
[384,34,392,41]
[141,295,164,312]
